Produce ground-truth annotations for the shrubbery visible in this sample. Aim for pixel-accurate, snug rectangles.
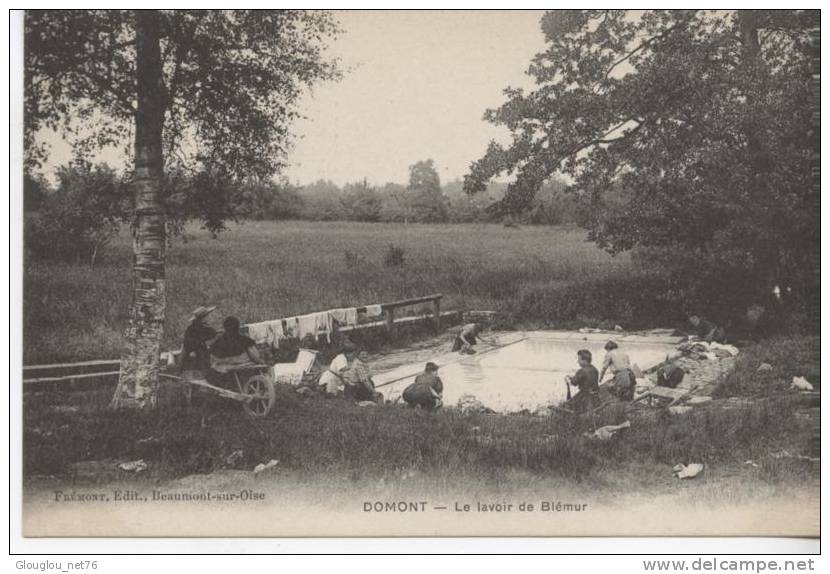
[383,244,406,267]
[512,273,682,330]
[24,162,127,266]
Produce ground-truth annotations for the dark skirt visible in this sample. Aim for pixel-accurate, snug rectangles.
[403,383,440,410]
[609,369,636,401]
[566,390,601,413]
[657,364,685,388]
[180,349,210,373]
[451,334,477,352]
[345,383,376,402]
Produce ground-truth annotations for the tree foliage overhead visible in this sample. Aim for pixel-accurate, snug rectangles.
[25,9,340,225]
[465,10,819,297]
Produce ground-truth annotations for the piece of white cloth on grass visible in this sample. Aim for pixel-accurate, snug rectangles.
[709,342,739,356]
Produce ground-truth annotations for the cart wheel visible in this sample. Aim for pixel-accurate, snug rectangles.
[242,374,276,418]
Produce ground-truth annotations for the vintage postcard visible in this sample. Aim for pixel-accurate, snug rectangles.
[17,8,820,538]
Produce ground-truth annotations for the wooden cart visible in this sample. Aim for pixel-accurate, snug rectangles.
[161,364,277,417]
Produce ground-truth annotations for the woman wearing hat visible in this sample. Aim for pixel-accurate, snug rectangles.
[179,305,218,374]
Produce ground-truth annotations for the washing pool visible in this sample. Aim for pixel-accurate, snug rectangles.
[374,332,681,412]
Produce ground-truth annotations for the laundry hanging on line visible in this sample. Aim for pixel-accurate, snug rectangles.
[329,307,358,328]
[245,321,271,344]
[245,319,285,349]
[365,304,383,317]
[296,312,336,342]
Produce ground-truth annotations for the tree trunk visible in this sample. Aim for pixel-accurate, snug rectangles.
[110,10,167,410]
[738,10,770,174]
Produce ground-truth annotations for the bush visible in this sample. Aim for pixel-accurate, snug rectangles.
[713,335,820,398]
[383,244,406,267]
[343,250,363,267]
[512,273,682,329]
[234,178,303,221]
[340,183,382,222]
[23,171,50,212]
[631,245,820,337]
[24,161,127,266]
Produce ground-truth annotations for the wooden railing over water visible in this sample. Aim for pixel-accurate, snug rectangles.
[22,294,447,387]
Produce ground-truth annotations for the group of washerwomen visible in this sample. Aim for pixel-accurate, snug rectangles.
[178,305,477,409]
[315,321,493,409]
[179,306,725,414]
[563,313,727,413]
[179,305,383,403]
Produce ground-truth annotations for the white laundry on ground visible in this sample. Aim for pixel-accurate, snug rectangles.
[271,349,319,386]
[791,376,814,391]
[673,463,704,479]
[708,342,739,356]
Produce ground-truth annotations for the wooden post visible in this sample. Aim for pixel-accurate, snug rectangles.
[385,307,395,334]
[433,298,441,332]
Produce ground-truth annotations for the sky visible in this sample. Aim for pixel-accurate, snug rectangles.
[37,10,548,186]
[284,10,547,186]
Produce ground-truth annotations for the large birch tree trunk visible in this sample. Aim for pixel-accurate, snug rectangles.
[111,10,167,410]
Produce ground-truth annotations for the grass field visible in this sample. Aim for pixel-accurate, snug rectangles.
[23,361,818,492]
[22,220,820,501]
[24,220,633,364]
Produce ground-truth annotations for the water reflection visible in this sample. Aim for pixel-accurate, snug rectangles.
[382,338,673,413]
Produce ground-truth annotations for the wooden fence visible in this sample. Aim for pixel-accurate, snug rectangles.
[23,294,449,389]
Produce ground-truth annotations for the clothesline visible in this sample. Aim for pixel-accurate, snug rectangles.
[244,305,384,348]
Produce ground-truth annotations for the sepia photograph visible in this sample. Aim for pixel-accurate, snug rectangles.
[14,8,821,542]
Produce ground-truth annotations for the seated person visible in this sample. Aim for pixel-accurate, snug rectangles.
[402,362,444,411]
[180,305,218,374]
[209,316,263,376]
[319,342,357,396]
[564,349,600,413]
[451,322,489,354]
[599,340,636,401]
[688,314,727,344]
[342,351,382,403]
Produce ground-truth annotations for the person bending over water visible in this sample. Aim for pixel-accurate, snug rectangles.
[402,362,444,411]
[599,340,636,401]
[451,322,493,354]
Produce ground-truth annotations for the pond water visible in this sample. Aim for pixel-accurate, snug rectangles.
[378,337,676,412]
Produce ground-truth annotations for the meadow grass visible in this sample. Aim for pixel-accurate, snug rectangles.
[714,335,821,397]
[24,220,632,363]
[23,382,815,490]
[22,221,820,492]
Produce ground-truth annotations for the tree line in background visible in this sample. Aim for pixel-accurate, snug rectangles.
[24,157,584,265]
